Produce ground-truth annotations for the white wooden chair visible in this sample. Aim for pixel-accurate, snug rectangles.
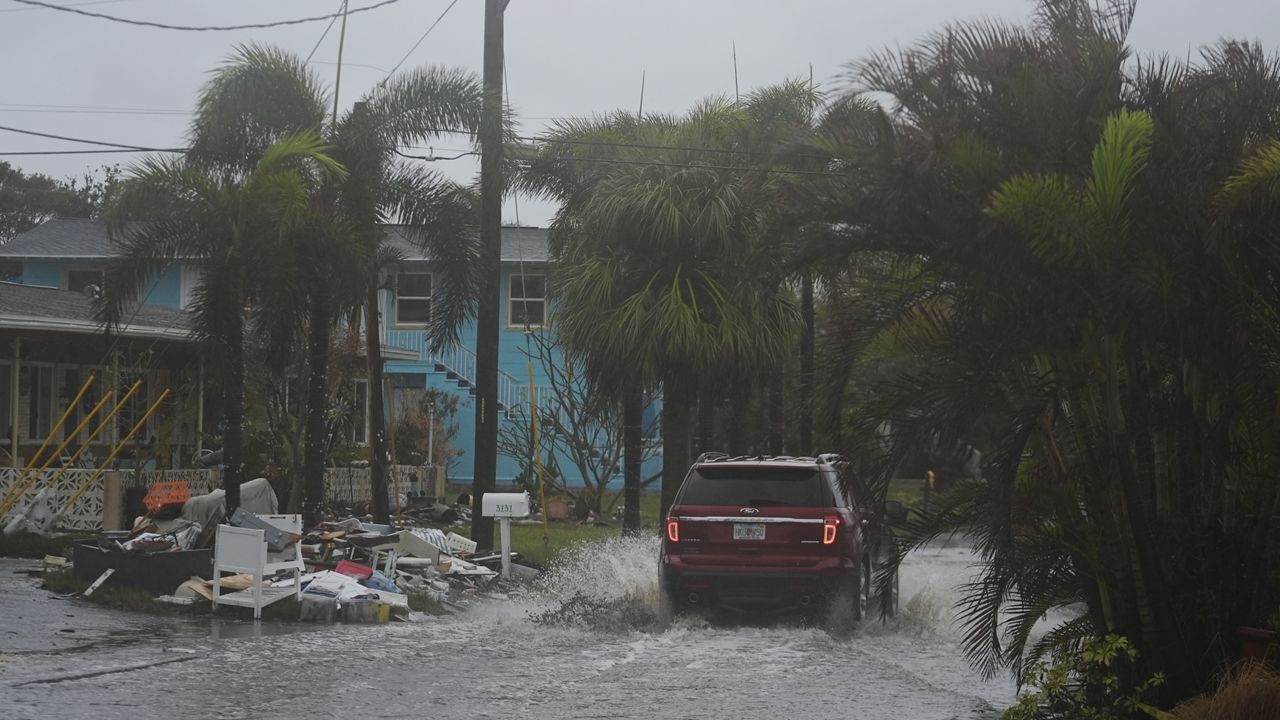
[212,514,304,619]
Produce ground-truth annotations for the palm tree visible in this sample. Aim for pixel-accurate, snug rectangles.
[98,132,346,513]
[525,99,801,519]
[790,0,1280,702]
[184,45,484,523]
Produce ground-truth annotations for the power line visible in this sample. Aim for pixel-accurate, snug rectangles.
[393,148,475,162]
[0,0,132,13]
[0,121,842,176]
[0,107,188,116]
[311,61,392,74]
[0,123,183,152]
[0,102,187,113]
[0,148,163,156]
[530,153,845,177]
[380,0,460,84]
[8,0,404,31]
[304,0,344,65]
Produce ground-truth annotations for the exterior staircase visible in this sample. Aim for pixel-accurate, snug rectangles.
[429,343,537,419]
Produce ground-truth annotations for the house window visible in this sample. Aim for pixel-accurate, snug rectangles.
[395,272,432,326]
[66,269,104,294]
[352,380,368,445]
[508,273,546,328]
[24,365,53,441]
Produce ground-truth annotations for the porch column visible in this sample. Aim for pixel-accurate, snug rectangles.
[195,357,204,456]
[9,338,18,467]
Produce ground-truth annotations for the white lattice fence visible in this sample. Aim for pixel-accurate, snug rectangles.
[324,467,371,506]
[324,466,426,507]
[0,467,105,531]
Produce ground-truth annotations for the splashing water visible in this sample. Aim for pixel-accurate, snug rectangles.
[522,532,996,643]
[528,534,666,632]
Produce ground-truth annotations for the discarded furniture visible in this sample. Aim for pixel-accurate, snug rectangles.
[72,539,212,595]
[369,530,443,576]
[212,514,304,619]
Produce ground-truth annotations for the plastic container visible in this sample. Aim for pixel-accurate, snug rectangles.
[299,593,338,623]
[143,481,192,513]
[343,596,390,624]
[334,560,373,580]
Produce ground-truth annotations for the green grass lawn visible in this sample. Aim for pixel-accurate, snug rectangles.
[886,477,928,509]
[444,490,664,567]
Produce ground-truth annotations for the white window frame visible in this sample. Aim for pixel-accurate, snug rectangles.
[394,269,433,328]
[180,264,203,310]
[507,272,547,329]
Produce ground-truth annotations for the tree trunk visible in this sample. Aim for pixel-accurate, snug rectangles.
[622,384,642,535]
[696,385,716,456]
[365,281,391,524]
[728,377,747,456]
[768,376,784,455]
[799,273,815,454]
[1103,337,1192,696]
[302,284,331,527]
[660,372,692,520]
[222,316,245,516]
[470,0,506,551]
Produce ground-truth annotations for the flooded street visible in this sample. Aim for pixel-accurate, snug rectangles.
[1,539,1014,720]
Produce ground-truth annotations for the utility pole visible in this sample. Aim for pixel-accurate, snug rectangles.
[471,0,507,550]
[331,0,349,128]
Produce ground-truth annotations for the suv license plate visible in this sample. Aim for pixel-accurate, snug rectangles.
[733,523,766,540]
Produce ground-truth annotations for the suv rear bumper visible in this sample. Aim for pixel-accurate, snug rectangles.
[662,558,857,611]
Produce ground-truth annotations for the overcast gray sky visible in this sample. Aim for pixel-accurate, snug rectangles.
[3,0,1278,226]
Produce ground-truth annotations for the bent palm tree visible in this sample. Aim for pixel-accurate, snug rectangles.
[98,131,345,513]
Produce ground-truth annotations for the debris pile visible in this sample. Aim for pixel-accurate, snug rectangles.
[48,478,538,624]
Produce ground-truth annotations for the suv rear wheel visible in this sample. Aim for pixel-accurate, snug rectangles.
[824,560,871,631]
[876,565,900,617]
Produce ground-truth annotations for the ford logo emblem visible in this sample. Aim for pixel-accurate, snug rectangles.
[739,507,760,515]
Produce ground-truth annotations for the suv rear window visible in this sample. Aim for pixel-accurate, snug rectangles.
[676,466,830,507]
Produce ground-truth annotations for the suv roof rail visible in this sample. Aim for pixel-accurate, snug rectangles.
[695,453,841,465]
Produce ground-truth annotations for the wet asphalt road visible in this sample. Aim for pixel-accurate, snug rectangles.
[0,539,1015,720]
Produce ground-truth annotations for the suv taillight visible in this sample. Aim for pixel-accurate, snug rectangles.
[666,517,680,542]
[823,515,840,545]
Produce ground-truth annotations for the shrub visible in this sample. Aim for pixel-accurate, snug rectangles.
[1003,635,1164,720]
[1169,666,1280,720]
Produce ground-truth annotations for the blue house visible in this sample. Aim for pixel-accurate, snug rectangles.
[0,218,660,488]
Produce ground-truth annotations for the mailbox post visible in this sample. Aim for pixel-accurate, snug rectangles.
[481,491,531,580]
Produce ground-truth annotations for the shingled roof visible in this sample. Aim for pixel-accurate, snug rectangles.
[0,218,550,263]
[0,281,191,339]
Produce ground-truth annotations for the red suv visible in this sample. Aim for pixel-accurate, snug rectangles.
[659,453,901,625]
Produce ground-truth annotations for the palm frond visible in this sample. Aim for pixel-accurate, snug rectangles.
[188,43,328,171]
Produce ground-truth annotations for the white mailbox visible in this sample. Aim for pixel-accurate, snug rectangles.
[480,492,531,581]
[482,491,531,518]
